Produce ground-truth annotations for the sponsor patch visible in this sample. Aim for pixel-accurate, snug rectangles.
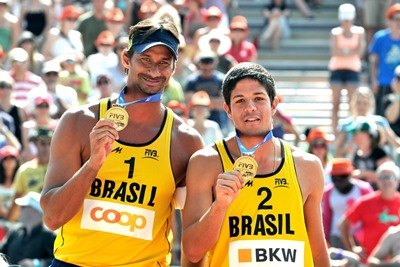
[81,199,155,240]
[229,240,304,266]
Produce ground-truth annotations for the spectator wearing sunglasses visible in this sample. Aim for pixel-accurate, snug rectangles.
[339,161,400,265]
[185,50,231,135]
[21,95,57,162]
[306,127,333,185]
[322,158,373,251]
[7,127,53,222]
[27,60,79,120]
[87,74,118,103]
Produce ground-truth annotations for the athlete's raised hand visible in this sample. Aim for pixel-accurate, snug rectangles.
[214,170,245,209]
[87,119,119,170]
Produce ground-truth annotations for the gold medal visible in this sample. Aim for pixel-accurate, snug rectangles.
[233,155,258,181]
[105,106,129,131]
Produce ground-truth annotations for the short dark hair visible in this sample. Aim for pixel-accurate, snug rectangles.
[222,62,276,106]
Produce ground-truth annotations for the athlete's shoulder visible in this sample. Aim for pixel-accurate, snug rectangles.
[290,144,321,166]
[173,116,204,144]
[187,142,224,183]
[63,102,98,120]
[56,102,99,136]
[191,136,232,162]
[290,144,325,187]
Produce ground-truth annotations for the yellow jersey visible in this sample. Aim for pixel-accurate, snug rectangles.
[53,99,176,267]
[207,139,314,267]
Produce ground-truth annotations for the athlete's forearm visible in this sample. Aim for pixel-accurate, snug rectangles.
[41,161,100,230]
[183,201,227,263]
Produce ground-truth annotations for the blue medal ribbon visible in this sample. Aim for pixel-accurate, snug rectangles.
[236,130,274,156]
[115,87,163,107]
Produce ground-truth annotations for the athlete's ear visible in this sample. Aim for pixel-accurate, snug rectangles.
[271,96,279,116]
[223,102,232,120]
[121,48,131,69]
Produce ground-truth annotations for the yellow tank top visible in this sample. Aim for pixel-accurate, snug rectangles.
[54,98,176,267]
[207,139,314,267]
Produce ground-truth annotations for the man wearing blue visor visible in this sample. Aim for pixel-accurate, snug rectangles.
[41,18,205,267]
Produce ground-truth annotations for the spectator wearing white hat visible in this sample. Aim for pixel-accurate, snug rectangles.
[197,29,237,74]
[16,30,45,76]
[0,191,56,267]
[346,117,392,188]
[6,47,45,110]
[192,6,229,58]
[339,161,400,264]
[27,60,79,120]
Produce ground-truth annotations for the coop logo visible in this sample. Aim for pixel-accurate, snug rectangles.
[228,240,304,267]
[274,178,289,188]
[143,149,159,160]
[81,199,154,240]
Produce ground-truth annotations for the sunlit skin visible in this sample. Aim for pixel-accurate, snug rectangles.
[223,78,278,145]
[122,45,175,99]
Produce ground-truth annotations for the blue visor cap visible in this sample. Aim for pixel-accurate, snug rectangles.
[132,29,179,58]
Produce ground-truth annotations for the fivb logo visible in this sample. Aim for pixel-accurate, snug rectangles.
[143,149,159,160]
[229,240,304,266]
[274,178,289,188]
[81,199,155,240]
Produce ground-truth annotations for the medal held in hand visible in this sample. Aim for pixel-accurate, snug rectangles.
[234,130,274,181]
[234,155,258,181]
[105,88,164,131]
[105,106,129,131]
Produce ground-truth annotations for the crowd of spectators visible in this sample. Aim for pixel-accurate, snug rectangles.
[0,0,399,266]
